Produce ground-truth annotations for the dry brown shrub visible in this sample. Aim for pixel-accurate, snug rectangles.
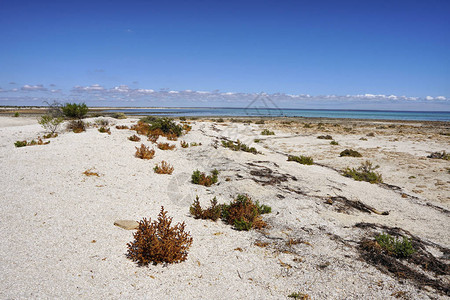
[189,196,221,221]
[83,169,100,177]
[127,206,193,266]
[180,141,189,148]
[98,127,111,134]
[183,124,192,132]
[128,134,141,142]
[135,144,155,159]
[115,125,129,130]
[165,133,178,141]
[154,160,174,174]
[157,142,176,150]
[67,120,86,133]
[131,121,151,135]
[221,194,267,231]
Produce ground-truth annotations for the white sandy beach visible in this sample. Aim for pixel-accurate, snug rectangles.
[0,116,448,299]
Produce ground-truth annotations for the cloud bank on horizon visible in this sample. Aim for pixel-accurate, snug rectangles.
[0,83,448,111]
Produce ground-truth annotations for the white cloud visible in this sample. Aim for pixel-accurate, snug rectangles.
[21,84,47,91]
[426,96,434,100]
[72,84,105,92]
[435,96,446,100]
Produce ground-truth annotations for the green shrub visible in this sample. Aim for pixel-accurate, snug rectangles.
[189,196,221,221]
[13,112,20,117]
[254,139,261,143]
[62,102,88,119]
[330,140,339,145]
[375,233,415,258]
[340,149,362,157]
[14,140,27,147]
[112,112,127,119]
[343,160,383,183]
[317,135,333,140]
[287,155,313,165]
[221,194,269,231]
[261,129,275,135]
[140,116,184,137]
[221,140,259,154]
[288,292,310,299]
[38,114,64,134]
[98,127,111,134]
[67,120,86,133]
[191,169,219,186]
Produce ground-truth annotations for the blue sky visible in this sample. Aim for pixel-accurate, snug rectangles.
[0,0,449,110]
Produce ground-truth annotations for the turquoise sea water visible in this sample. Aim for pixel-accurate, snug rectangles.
[105,107,450,121]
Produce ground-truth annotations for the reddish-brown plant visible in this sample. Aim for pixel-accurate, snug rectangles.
[165,133,178,141]
[127,206,193,266]
[131,121,151,135]
[157,142,176,150]
[128,134,141,142]
[180,141,189,148]
[154,160,174,174]
[135,144,155,159]
[221,194,267,231]
[189,196,221,221]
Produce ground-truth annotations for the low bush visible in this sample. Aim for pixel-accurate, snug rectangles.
[221,194,270,231]
[189,196,221,221]
[135,144,155,159]
[254,139,261,143]
[216,118,224,123]
[13,112,20,117]
[287,155,313,165]
[67,120,86,133]
[14,137,50,148]
[140,116,184,137]
[261,129,275,135]
[128,134,141,142]
[180,141,189,148]
[343,160,383,183]
[166,133,178,141]
[330,140,339,145]
[303,123,312,128]
[427,151,449,160]
[190,142,201,146]
[288,292,310,300]
[221,140,259,154]
[115,125,129,130]
[127,207,193,266]
[98,127,111,134]
[157,142,176,150]
[14,140,27,147]
[154,160,174,174]
[62,102,88,119]
[367,132,375,137]
[43,133,58,139]
[38,115,64,134]
[375,233,415,258]
[191,169,219,186]
[112,112,127,119]
[317,135,333,140]
[340,149,362,157]
[95,119,110,126]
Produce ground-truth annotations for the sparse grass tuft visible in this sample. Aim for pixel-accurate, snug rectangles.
[157,142,176,150]
[127,206,193,266]
[330,140,339,145]
[288,292,311,299]
[287,155,313,165]
[222,139,259,154]
[375,233,415,258]
[135,144,155,159]
[191,169,219,186]
[15,137,50,147]
[154,160,174,174]
[343,160,383,183]
[261,129,275,135]
[340,149,362,157]
[98,127,111,134]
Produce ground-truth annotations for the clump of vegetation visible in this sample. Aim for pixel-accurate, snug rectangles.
[427,151,449,160]
[221,194,270,231]
[216,118,224,123]
[254,139,261,143]
[154,161,174,174]
[288,292,311,300]
[83,169,100,177]
[189,196,221,221]
[43,133,58,139]
[128,134,141,142]
[367,132,375,137]
[340,149,362,157]
[343,160,383,183]
[140,116,184,137]
[127,206,193,266]
[157,142,176,150]
[98,127,111,134]
[221,140,259,154]
[287,155,314,165]
[135,144,155,160]
[191,169,219,186]
[67,120,86,133]
[13,112,20,117]
[115,125,129,130]
[374,233,415,258]
[359,137,368,141]
[95,118,110,126]
[112,112,127,119]
[303,123,312,128]
[330,140,339,145]
[255,119,265,124]
[180,141,189,148]
[317,135,333,140]
[261,129,275,135]
[62,102,88,119]
[189,194,271,231]
[166,133,178,141]
[38,114,64,134]
[14,137,50,147]
[190,142,201,146]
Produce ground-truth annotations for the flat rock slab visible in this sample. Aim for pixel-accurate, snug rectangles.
[114,220,139,230]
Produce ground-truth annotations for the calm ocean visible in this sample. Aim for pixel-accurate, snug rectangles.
[105,107,450,121]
